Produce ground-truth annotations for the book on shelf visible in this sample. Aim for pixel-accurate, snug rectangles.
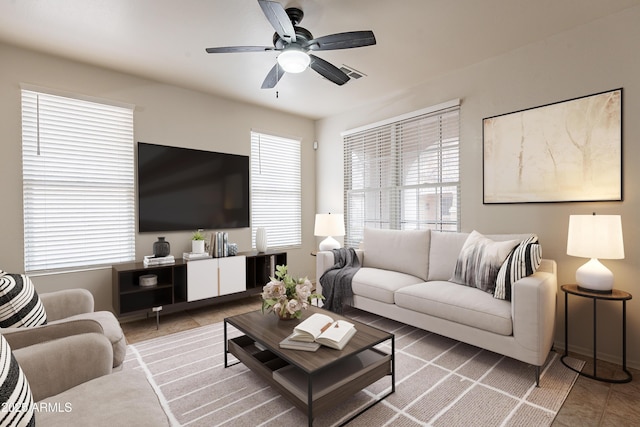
[289,312,356,350]
[182,252,212,261]
[279,333,321,352]
[143,255,175,266]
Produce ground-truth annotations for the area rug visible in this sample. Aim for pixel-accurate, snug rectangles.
[123,309,584,426]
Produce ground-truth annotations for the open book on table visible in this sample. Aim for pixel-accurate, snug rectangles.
[289,312,356,350]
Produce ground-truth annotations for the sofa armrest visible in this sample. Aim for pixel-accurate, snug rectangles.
[40,289,95,321]
[12,333,113,402]
[511,259,558,365]
[1,319,104,350]
[315,249,364,294]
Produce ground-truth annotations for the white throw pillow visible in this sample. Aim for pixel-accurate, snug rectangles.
[427,231,470,281]
[362,228,430,281]
[450,231,519,293]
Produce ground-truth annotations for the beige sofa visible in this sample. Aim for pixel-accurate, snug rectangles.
[317,228,557,385]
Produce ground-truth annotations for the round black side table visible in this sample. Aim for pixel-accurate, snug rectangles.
[561,284,632,383]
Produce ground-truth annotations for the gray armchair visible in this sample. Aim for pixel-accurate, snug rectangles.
[1,289,126,368]
[12,333,169,426]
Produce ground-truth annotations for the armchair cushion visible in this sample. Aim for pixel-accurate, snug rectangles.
[0,334,36,426]
[0,272,47,328]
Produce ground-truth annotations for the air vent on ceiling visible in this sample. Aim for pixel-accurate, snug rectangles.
[339,65,366,79]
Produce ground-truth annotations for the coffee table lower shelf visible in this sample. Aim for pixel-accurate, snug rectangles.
[227,335,393,425]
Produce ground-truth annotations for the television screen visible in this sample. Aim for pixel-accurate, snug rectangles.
[137,142,250,232]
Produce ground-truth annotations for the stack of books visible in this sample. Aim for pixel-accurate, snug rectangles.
[143,255,175,266]
[183,252,212,261]
[279,313,356,352]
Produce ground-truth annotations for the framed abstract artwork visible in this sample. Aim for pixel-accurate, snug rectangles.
[483,88,622,204]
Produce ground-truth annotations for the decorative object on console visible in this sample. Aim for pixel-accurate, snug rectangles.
[138,274,158,287]
[153,237,170,257]
[314,213,345,251]
[256,227,268,253]
[192,229,206,254]
[567,213,624,293]
[213,231,229,257]
[261,265,323,320]
[228,243,238,256]
[143,255,175,266]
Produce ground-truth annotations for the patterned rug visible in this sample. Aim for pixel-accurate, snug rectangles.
[123,308,583,426]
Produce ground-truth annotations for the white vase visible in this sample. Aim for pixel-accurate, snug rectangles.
[192,239,205,254]
[256,227,268,252]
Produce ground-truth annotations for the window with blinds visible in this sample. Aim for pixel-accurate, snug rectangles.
[21,89,135,272]
[250,131,302,248]
[343,101,460,248]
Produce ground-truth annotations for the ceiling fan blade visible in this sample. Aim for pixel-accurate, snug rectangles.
[205,46,275,53]
[258,0,296,43]
[303,31,376,51]
[309,54,350,86]
[261,63,286,89]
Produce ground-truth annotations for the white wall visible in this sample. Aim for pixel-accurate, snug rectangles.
[0,42,316,312]
[316,7,640,368]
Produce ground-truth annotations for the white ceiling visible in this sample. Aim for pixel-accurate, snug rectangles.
[1,0,638,120]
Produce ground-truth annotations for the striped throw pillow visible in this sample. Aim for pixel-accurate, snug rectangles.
[0,334,36,426]
[494,235,542,301]
[0,273,47,328]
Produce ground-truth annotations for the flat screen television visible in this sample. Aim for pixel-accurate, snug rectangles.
[137,142,250,232]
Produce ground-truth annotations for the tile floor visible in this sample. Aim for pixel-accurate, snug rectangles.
[121,296,640,426]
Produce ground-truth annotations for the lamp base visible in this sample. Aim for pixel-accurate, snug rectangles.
[318,236,340,251]
[576,258,614,293]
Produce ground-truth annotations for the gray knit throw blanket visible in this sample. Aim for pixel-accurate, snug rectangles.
[319,247,361,314]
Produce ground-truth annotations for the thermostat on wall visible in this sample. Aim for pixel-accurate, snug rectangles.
[139,274,158,287]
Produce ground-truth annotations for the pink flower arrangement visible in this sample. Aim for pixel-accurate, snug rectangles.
[261,265,323,319]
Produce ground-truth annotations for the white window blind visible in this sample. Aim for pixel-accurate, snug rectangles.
[343,103,460,248]
[21,89,135,272]
[250,131,302,249]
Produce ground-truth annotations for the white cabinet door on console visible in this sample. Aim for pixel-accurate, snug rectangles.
[219,256,246,296]
[187,258,218,302]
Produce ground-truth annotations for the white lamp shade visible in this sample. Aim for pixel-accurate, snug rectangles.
[314,214,345,237]
[277,49,310,73]
[567,214,624,259]
[567,214,624,292]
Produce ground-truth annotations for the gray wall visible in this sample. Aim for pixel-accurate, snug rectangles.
[316,7,640,368]
[0,42,316,312]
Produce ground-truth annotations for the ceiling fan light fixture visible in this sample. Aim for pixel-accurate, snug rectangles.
[277,48,310,73]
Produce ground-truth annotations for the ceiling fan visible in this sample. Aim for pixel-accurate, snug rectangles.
[205,0,376,89]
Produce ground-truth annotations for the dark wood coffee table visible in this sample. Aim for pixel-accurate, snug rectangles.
[224,306,395,426]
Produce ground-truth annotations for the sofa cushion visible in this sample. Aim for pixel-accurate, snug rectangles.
[37,370,169,426]
[0,272,47,328]
[352,268,425,304]
[495,236,542,301]
[395,281,513,335]
[427,231,470,280]
[362,228,430,281]
[0,334,36,427]
[451,231,519,294]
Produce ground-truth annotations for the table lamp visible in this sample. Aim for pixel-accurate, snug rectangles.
[566,213,624,293]
[314,213,345,251]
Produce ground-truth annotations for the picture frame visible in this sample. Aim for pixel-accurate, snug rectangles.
[482,88,622,204]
